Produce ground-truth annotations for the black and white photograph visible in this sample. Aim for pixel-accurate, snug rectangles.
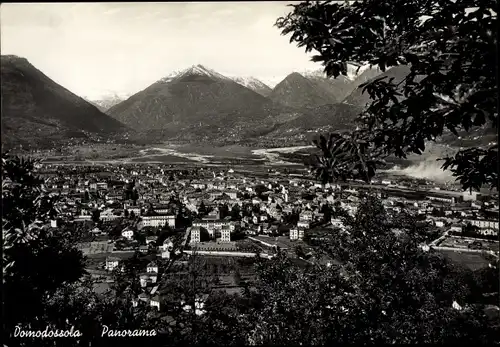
[1,1,499,345]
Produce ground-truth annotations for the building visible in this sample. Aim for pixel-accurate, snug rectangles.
[140,274,149,287]
[464,219,499,236]
[122,228,134,240]
[220,227,231,243]
[463,191,481,201]
[297,220,310,229]
[74,215,92,222]
[435,220,445,228]
[147,261,159,273]
[208,209,220,219]
[300,211,313,221]
[192,218,233,238]
[96,182,108,190]
[224,190,238,199]
[140,215,176,228]
[427,195,456,204]
[150,295,161,310]
[209,191,224,199]
[290,228,305,241]
[465,219,499,230]
[153,205,170,214]
[105,256,120,271]
[127,207,141,216]
[190,226,201,244]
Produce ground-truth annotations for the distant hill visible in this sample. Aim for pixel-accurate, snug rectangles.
[280,103,363,131]
[269,72,340,108]
[302,69,357,102]
[260,103,363,143]
[342,65,410,108]
[1,55,127,149]
[341,64,495,148]
[230,76,272,97]
[270,64,383,108]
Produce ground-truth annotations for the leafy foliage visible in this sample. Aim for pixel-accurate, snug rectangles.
[276,0,498,191]
[311,132,386,183]
[2,154,86,344]
[245,195,499,344]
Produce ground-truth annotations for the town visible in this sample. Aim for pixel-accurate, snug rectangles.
[8,161,497,316]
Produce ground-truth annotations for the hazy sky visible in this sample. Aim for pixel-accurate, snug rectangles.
[1,2,320,99]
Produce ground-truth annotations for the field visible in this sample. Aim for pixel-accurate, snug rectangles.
[130,154,196,163]
[174,143,260,158]
[78,241,114,255]
[438,249,492,271]
[33,142,313,166]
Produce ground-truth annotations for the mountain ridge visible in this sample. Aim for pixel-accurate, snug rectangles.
[1,55,128,149]
[106,64,287,142]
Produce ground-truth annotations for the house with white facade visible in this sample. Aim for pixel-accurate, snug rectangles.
[105,256,120,271]
[220,227,231,243]
[290,228,305,241]
[150,295,161,310]
[122,228,134,240]
[140,215,176,228]
[190,226,201,244]
[297,220,310,229]
[147,261,159,273]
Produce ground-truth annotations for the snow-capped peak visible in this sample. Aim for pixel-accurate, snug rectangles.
[230,76,270,89]
[159,70,183,83]
[184,64,229,80]
[160,64,231,83]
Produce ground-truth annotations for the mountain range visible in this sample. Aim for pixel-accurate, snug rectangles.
[4,56,419,148]
[1,55,127,150]
[105,63,386,144]
[85,94,131,112]
[106,65,291,143]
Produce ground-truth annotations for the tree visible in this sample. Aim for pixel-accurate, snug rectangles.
[230,204,241,221]
[255,184,268,197]
[134,231,146,246]
[111,251,148,296]
[2,154,86,344]
[132,188,139,203]
[246,197,499,344]
[91,208,100,223]
[198,201,207,216]
[276,0,498,191]
[219,204,230,219]
[320,203,333,222]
